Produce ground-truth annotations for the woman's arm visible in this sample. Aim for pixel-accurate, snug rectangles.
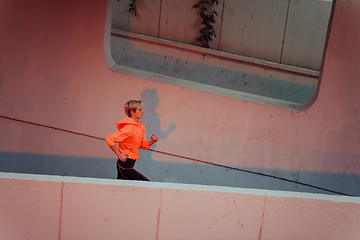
[106,126,132,161]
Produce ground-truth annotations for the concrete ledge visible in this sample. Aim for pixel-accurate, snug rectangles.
[111,29,319,78]
[1,172,359,202]
[1,172,359,240]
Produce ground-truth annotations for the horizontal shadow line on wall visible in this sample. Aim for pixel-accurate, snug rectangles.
[0,115,352,197]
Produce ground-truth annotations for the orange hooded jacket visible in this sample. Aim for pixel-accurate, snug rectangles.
[105,117,150,160]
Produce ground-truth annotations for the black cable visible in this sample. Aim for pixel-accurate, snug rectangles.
[149,149,353,196]
[0,115,105,141]
[0,115,353,196]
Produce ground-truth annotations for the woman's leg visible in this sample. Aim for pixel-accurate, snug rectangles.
[116,159,149,181]
[120,168,149,181]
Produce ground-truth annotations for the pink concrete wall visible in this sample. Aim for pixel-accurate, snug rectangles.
[1,173,359,240]
[158,188,265,240]
[61,181,160,240]
[262,196,360,240]
[0,176,61,240]
[1,0,359,238]
[0,0,360,194]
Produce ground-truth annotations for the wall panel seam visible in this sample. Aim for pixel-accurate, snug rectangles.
[156,188,163,240]
[258,195,267,240]
[157,0,163,38]
[217,0,226,50]
[280,0,291,64]
[58,181,64,240]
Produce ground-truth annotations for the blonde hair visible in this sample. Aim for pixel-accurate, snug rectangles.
[124,100,141,117]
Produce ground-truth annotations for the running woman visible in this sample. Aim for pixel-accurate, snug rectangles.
[105,100,158,181]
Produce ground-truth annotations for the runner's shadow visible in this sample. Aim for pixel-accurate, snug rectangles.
[136,88,177,181]
[141,89,176,141]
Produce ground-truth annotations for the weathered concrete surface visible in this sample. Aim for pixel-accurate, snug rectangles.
[1,173,360,240]
[0,0,360,197]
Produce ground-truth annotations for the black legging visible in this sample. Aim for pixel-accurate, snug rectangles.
[116,158,149,181]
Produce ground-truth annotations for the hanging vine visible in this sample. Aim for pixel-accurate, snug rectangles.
[193,0,219,48]
[128,0,137,15]
[118,0,137,15]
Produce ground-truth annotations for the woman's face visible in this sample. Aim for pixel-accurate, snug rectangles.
[131,104,144,120]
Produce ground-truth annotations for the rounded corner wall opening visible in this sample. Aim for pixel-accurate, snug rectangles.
[104,0,334,111]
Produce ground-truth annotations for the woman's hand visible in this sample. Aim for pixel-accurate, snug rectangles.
[109,145,128,162]
[151,134,158,142]
[147,134,158,147]
[118,152,129,162]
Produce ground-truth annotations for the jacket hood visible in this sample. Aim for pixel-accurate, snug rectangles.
[116,117,137,130]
